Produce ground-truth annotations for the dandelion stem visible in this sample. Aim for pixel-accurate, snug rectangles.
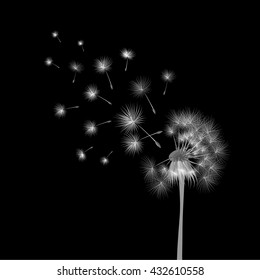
[107,151,113,157]
[85,146,94,152]
[125,59,129,71]
[177,175,185,260]
[53,63,60,69]
[81,46,85,52]
[144,94,156,114]
[67,106,79,110]
[98,95,112,105]
[57,37,61,43]
[140,131,162,141]
[72,72,77,83]
[139,126,161,148]
[163,82,168,95]
[155,158,171,166]
[106,72,113,90]
[97,120,112,126]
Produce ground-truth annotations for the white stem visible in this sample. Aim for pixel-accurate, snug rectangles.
[97,120,111,126]
[177,175,185,260]
[98,95,112,105]
[106,72,113,90]
[155,158,171,166]
[67,106,79,110]
[82,46,85,52]
[72,72,77,83]
[163,82,168,95]
[57,37,61,43]
[144,94,156,114]
[140,130,162,141]
[139,126,161,148]
[53,63,60,69]
[85,146,93,152]
[107,151,113,158]
[125,59,128,71]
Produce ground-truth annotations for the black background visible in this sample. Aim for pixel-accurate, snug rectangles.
[2,5,258,260]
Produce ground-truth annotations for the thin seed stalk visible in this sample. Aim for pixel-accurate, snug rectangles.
[106,72,113,90]
[177,175,185,260]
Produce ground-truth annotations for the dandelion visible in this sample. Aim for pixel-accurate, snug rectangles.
[76,146,93,161]
[121,48,135,71]
[162,70,175,95]
[122,131,162,155]
[78,40,84,52]
[142,110,227,259]
[116,104,161,148]
[54,104,79,118]
[84,85,112,105]
[94,57,113,90]
[45,57,60,68]
[130,77,156,114]
[52,31,61,43]
[100,151,113,165]
[84,120,112,136]
[70,61,84,83]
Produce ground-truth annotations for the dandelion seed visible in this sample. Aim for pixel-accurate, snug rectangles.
[142,109,228,260]
[94,57,113,90]
[100,151,113,165]
[77,40,84,52]
[121,48,135,71]
[70,61,84,83]
[130,77,156,114]
[122,130,162,155]
[116,104,144,132]
[52,31,61,43]
[54,104,79,118]
[84,120,112,136]
[162,70,175,95]
[117,104,161,148]
[45,57,60,68]
[76,146,93,161]
[84,85,112,105]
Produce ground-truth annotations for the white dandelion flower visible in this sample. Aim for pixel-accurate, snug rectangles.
[45,57,60,68]
[100,151,113,165]
[94,57,113,90]
[76,146,93,161]
[162,70,175,95]
[77,40,84,52]
[69,61,84,83]
[142,109,228,260]
[54,104,79,118]
[84,120,112,136]
[130,77,156,114]
[121,48,135,71]
[52,31,61,43]
[84,85,112,105]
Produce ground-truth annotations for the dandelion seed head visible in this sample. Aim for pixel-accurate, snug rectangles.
[84,85,99,101]
[45,57,53,66]
[94,57,112,73]
[130,77,151,97]
[116,104,144,132]
[148,175,171,198]
[76,149,86,161]
[122,133,143,155]
[54,104,66,118]
[121,48,135,60]
[84,121,97,136]
[162,70,175,82]
[100,157,109,165]
[52,31,59,38]
[78,40,84,46]
[70,61,84,72]
[144,110,227,192]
